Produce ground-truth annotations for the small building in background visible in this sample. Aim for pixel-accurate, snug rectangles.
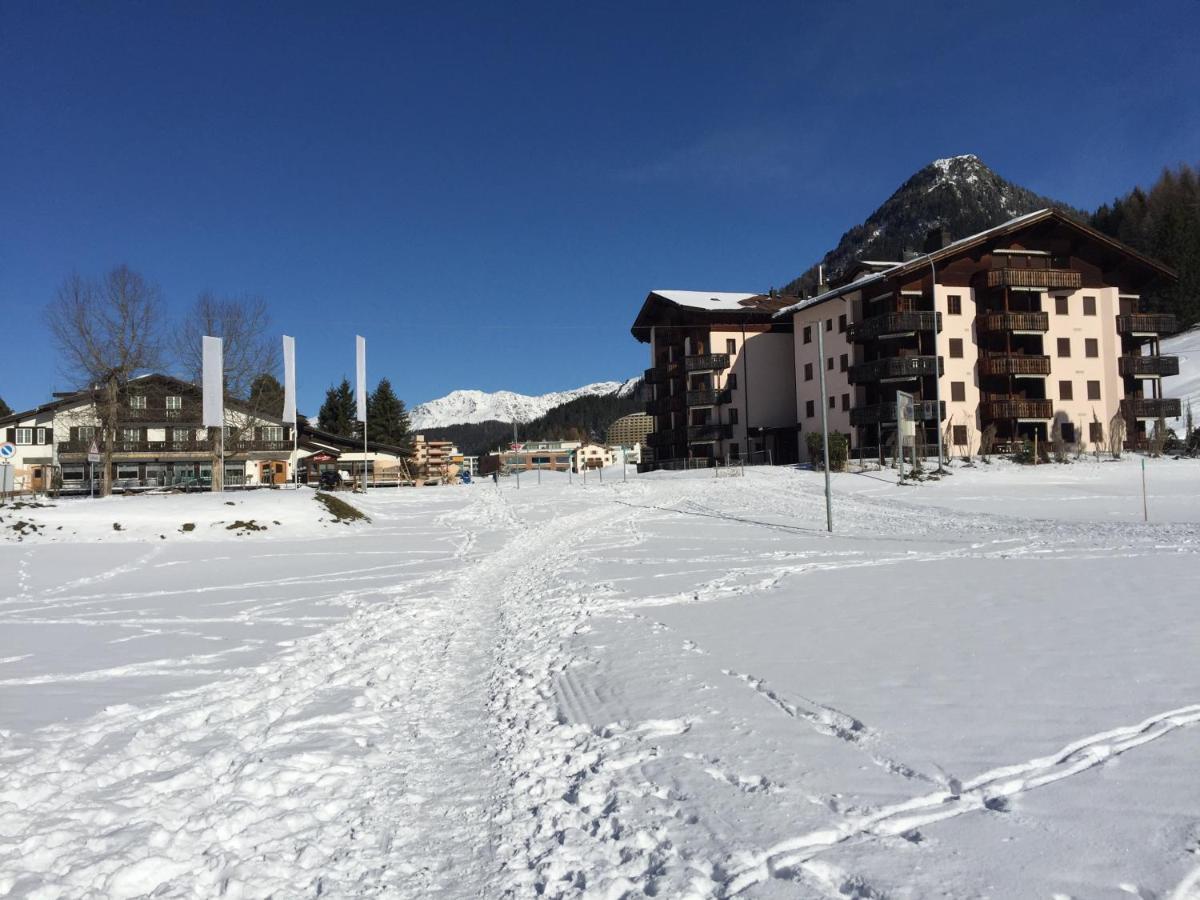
[412,434,460,480]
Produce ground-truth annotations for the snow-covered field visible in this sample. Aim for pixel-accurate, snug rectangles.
[2,461,1199,899]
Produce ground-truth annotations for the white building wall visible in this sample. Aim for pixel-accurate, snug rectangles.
[790,296,854,459]
[935,284,983,450]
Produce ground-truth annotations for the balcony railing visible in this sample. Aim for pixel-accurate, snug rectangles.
[1122,397,1182,419]
[849,400,945,426]
[1119,355,1180,378]
[985,268,1082,290]
[58,439,292,455]
[848,355,941,384]
[687,423,733,442]
[977,311,1050,333]
[978,354,1051,377]
[686,389,731,407]
[1116,313,1178,336]
[644,365,674,385]
[646,428,682,448]
[646,394,684,416]
[684,353,730,372]
[847,311,941,342]
[980,398,1054,420]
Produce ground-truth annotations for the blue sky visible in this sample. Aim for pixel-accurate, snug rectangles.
[3,1,1198,415]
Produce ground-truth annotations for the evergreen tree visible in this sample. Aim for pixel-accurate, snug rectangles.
[248,373,285,417]
[367,378,412,452]
[0,395,11,418]
[318,378,356,437]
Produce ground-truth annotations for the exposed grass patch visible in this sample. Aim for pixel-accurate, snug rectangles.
[227,520,267,533]
[315,492,370,525]
[112,522,123,531]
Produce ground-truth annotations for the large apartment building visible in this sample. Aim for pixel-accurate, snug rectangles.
[630,210,1182,465]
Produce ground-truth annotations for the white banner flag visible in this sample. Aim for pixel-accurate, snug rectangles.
[282,335,296,424]
[202,336,224,428]
[355,335,367,423]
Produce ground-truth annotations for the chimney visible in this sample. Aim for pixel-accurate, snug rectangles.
[924,225,952,253]
[817,263,828,295]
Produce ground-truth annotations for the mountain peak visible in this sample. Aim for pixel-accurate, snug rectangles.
[410,380,635,429]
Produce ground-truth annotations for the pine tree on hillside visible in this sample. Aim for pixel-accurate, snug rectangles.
[249,373,285,417]
[0,395,12,418]
[367,378,412,452]
[318,378,356,437]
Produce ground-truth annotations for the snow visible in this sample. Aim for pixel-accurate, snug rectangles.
[410,381,627,428]
[2,458,1200,898]
[1163,324,1200,433]
[650,290,762,311]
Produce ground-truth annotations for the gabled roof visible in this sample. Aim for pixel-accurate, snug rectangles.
[298,422,409,457]
[775,208,1177,318]
[631,289,792,341]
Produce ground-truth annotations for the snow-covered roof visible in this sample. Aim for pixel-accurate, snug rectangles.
[650,290,763,311]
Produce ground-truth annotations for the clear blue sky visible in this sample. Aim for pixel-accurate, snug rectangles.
[3,1,1198,415]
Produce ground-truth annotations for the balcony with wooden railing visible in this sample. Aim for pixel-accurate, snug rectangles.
[687,423,733,442]
[849,400,945,426]
[985,268,1082,289]
[848,355,941,384]
[1116,313,1179,336]
[646,394,684,417]
[977,311,1050,333]
[686,388,731,407]
[980,398,1054,420]
[643,365,676,385]
[1119,355,1180,378]
[646,428,683,448]
[978,354,1051,377]
[846,311,941,343]
[58,439,293,456]
[684,353,731,372]
[1121,397,1182,419]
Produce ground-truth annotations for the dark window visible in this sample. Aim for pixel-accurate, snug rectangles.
[1060,423,1076,443]
[839,353,848,372]
[1057,338,1071,357]
[1085,338,1098,358]
[827,357,834,370]
[828,395,836,409]
[729,408,739,424]
[1087,380,1101,401]
[951,381,966,402]
[1089,421,1104,443]
[952,424,968,445]
[841,393,850,411]
[803,325,812,344]
[727,373,738,389]
[825,318,833,332]
[838,314,847,333]
[726,338,737,354]
[804,362,813,381]
[805,399,814,418]
[947,295,962,315]
[730,443,740,460]
[1059,380,1073,400]
[1083,296,1096,316]
[1055,296,1069,315]
[949,338,963,358]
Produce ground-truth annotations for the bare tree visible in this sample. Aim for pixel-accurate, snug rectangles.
[46,267,164,497]
[978,423,997,463]
[175,294,279,489]
[1108,411,1127,459]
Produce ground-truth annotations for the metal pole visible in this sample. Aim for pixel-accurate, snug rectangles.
[1142,458,1148,522]
[817,324,833,532]
[293,423,299,487]
[930,256,945,473]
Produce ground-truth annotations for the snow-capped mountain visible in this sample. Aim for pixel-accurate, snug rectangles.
[783,154,1083,296]
[411,380,637,429]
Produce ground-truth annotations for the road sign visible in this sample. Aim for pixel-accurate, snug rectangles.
[87,439,101,464]
[0,442,14,459]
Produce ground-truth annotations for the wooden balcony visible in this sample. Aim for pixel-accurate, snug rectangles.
[646,394,684,416]
[1116,313,1178,336]
[1122,397,1182,419]
[684,353,730,372]
[980,398,1053,420]
[1119,355,1180,378]
[978,354,1051,377]
[849,400,944,426]
[687,423,733,442]
[646,428,683,448]
[848,355,941,384]
[977,311,1050,333]
[644,365,675,385]
[58,439,292,456]
[985,269,1082,290]
[846,311,940,343]
[686,389,731,407]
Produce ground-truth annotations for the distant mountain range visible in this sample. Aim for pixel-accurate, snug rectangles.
[782,154,1084,296]
[411,377,641,429]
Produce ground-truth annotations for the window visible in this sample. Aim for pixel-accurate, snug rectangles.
[1085,338,1098,358]
[825,318,833,332]
[166,395,182,410]
[1059,380,1073,400]
[827,357,834,371]
[531,456,551,465]
[77,426,96,442]
[116,465,140,481]
[36,428,47,444]
[15,427,32,445]
[953,425,968,445]
[263,426,284,442]
[947,295,962,315]
[727,373,738,390]
[729,443,740,460]
[129,394,147,409]
[841,393,850,411]
[172,428,191,443]
[726,338,737,354]
[804,362,813,381]
[1083,296,1096,316]
[805,400,815,418]
[838,314,847,333]
[62,467,85,483]
[1060,423,1076,443]
[949,338,963,358]
[1057,338,1071,357]
[803,326,812,344]
[840,353,848,372]
[951,382,966,402]
[1087,380,1101,401]
[1089,421,1104,443]
[1055,296,1069,315]
[728,408,739,424]
[122,427,140,443]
